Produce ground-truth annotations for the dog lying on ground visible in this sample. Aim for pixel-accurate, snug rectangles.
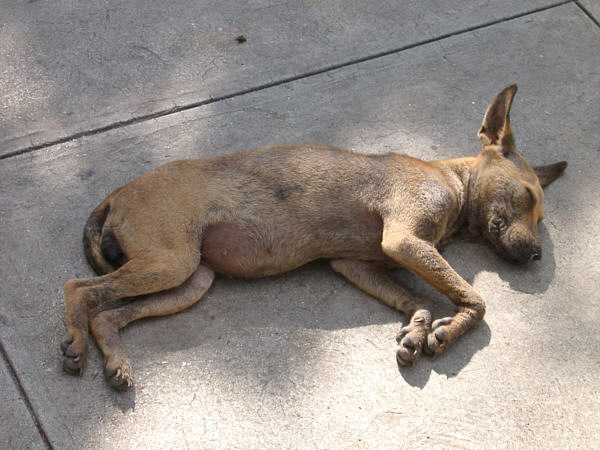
[61,85,566,389]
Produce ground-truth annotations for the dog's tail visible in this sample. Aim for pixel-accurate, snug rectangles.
[83,199,124,275]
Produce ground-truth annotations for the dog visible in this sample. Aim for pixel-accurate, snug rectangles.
[61,85,566,389]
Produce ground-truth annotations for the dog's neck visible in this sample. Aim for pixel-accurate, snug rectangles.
[433,156,481,241]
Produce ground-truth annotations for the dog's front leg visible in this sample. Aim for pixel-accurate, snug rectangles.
[381,226,486,357]
[330,259,433,366]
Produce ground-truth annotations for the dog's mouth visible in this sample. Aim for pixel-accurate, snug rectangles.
[490,237,541,264]
[491,242,523,264]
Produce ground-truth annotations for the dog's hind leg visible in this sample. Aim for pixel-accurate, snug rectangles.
[61,248,201,377]
[89,264,214,389]
[330,259,433,366]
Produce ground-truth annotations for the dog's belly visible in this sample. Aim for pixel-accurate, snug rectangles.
[201,218,386,278]
[201,225,308,277]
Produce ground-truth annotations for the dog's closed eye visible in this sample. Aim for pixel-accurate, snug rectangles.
[525,186,536,208]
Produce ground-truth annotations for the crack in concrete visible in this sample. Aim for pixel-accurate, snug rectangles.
[0,0,573,162]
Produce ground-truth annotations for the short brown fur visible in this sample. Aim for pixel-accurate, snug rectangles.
[62,85,567,389]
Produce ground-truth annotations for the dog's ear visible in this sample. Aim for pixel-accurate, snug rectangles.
[478,84,518,154]
[533,161,568,187]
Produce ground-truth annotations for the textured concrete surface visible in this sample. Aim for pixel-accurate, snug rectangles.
[0,0,561,157]
[580,0,600,22]
[0,356,46,450]
[1,1,599,449]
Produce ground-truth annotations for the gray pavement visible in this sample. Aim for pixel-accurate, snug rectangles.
[0,0,561,158]
[1,1,599,449]
[580,0,600,23]
[0,354,47,450]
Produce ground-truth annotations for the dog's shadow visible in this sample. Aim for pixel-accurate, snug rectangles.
[396,321,492,388]
[113,226,555,394]
[395,222,556,387]
[450,222,556,295]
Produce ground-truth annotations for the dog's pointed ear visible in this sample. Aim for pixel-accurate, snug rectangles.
[478,84,518,153]
[534,161,568,187]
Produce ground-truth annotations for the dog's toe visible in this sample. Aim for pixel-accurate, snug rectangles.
[62,355,86,376]
[104,359,133,390]
[61,336,87,376]
[424,317,452,356]
[395,323,427,367]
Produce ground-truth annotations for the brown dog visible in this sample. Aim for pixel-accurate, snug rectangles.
[61,85,566,389]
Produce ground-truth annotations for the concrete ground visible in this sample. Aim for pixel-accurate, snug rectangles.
[1,1,598,448]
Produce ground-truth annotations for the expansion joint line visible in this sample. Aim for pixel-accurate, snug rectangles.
[575,1,600,27]
[0,340,54,449]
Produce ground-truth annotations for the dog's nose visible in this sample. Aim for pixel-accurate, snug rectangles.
[530,245,542,261]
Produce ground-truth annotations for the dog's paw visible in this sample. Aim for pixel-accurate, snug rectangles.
[104,358,133,390]
[425,317,453,356]
[60,336,87,376]
[395,323,428,366]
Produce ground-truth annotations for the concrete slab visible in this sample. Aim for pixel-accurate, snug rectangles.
[1,3,599,448]
[0,355,47,449]
[0,0,562,157]
[579,0,600,23]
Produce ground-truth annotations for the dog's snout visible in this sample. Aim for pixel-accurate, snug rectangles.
[530,244,541,261]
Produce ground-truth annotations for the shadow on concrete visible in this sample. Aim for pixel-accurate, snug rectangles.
[112,385,136,413]
[447,222,557,296]
[398,321,492,388]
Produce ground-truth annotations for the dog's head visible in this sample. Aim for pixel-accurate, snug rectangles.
[470,85,567,263]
